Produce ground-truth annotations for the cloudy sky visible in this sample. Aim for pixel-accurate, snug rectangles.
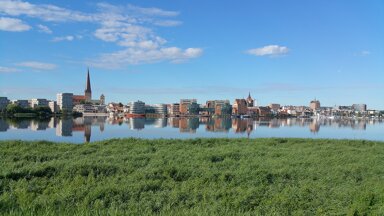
[0,0,383,109]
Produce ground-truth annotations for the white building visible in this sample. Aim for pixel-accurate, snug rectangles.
[352,104,367,112]
[73,104,94,113]
[30,98,49,108]
[48,101,58,113]
[57,93,73,111]
[169,103,180,116]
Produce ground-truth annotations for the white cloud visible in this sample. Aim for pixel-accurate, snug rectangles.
[36,24,51,33]
[17,61,56,70]
[0,1,202,67]
[246,45,289,57]
[0,17,31,31]
[125,4,180,17]
[52,35,75,42]
[88,47,203,69]
[0,66,20,73]
[153,20,182,27]
[0,0,94,22]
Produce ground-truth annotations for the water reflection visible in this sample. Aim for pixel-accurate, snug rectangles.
[0,117,383,142]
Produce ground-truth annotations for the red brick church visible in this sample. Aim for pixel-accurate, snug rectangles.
[73,69,105,105]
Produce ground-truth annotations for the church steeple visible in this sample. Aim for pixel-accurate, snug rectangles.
[246,92,254,107]
[85,68,91,93]
[84,68,92,102]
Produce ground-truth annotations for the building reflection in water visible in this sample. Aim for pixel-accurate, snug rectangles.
[56,118,73,136]
[206,118,231,132]
[1,117,382,142]
[31,119,50,131]
[309,121,320,133]
[179,118,199,133]
[54,116,107,142]
[129,118,145,130]
[154,118,167,128]
[0,118,9,132]
[168,118,180,128]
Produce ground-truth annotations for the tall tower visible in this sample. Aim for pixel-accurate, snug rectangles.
[246,92,254,107]
[100,94,105,105]
[84,68,92,102]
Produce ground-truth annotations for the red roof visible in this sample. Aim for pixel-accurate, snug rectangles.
[73,95,86,100]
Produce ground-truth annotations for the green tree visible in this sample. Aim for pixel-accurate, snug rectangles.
[6,104,24,114]
[33,106,52,115]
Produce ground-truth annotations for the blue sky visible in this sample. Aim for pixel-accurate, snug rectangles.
[0,0,383,109]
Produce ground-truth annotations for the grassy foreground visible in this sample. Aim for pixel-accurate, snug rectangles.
[0,138,383,215]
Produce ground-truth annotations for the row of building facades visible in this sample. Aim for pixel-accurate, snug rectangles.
[0,70,380,118]
[0,93,379,118]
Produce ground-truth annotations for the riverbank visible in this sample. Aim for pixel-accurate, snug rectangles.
[0,138,383,215]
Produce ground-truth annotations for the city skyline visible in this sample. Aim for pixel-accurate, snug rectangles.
[0,0,383,109]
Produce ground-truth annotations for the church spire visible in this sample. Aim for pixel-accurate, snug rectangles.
[85,68,91,93]
[84,68,92,102]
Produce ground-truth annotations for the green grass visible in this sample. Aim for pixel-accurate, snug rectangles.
[0,138,383,215]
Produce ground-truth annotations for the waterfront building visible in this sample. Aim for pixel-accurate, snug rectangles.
[57,93,73,111]
[169,103,180,116]
[246,92,254,107]
[107,103,124,114]
[247,107,259,116]
[180,99,199,115]
[206,100,231,115]
[310,99,321,110]
[94,105,107,113]
[145,105,156,114]
[11,100,29,108]
[215,103,232,116]
[30,98,49,108]
[269,103,281,114]
[48,101,58,113]
[0,97,10,110]
[206,100,217,115]
[352,104,367,112]
[258,106,272,117]
[232,99,247,115]
[128,101,145,114]
[73,104,94,113]
[100,94,105,105]
[337,106,353,110]
[72,95,86,106]
[153,104,167,115]
[212,100,232,115]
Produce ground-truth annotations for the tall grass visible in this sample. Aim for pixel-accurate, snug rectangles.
[0,138,383,215]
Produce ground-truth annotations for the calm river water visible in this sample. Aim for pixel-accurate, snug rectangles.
[0,117,383,143]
